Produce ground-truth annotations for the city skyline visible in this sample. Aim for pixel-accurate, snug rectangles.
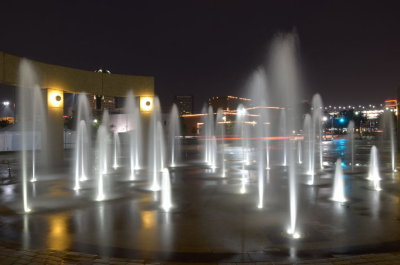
[0,0,399,110]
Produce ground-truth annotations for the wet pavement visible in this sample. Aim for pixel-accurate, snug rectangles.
[0,139,400,263]
[0,242,400,264]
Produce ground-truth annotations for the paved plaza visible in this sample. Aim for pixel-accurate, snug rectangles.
[0,140,400,264]
[0,242,400,264]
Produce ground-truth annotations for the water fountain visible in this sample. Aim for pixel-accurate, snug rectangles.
[265,139,271,170]
[74,120,88,190]
[203,106,214,167]
[159,122,167,171]
[200,104,207,162]
[382,111,397,172]
[74,93,92,183]
[125,92,142,179]
[301,95,323,185]
[235,104,249,193]
[368,145,382,191]
[332,158,347,202]
[149,97,164,191]
[100,110,111,174]
[347,121,355,169]
[280,109,288,167]
[161,169,172,211]
[312,94,324,171]
[269,32,301,238]
[203,106,210,164]
[250,72,269,207]
[18,62,32,213]
[18,60,48,212]
[95,125,108,201]
[206,106,217,169]
[388,114,397,173]
[256,120,266,209]
[297,140,302,165]
[112,131,121,169]
[216,108,226,177]
[303,114,313,181]
[247,69,271,176]
[9,29,397,262]
[30,85,47,183]
[168,104,181,167]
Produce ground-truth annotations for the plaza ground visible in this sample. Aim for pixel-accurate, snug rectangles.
[0,139,400,264]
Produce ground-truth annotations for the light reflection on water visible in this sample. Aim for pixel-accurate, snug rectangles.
[138,210,158,251]
[332,139,348,160]
[161,213,173,252]
[22,214,30,250]
[141,210,156,229]
[46,213,71,251]
[3,140,400,260]
[97,203,112,256]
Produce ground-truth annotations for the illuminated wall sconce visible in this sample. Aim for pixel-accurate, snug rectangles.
[140,96,153,112]
[48,89,63,108]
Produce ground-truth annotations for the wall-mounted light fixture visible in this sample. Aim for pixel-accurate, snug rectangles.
[140,96,153,112]
[48,89,63,108]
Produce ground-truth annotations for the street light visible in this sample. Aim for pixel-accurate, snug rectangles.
[237,107,246,116]
[2,101,10,106]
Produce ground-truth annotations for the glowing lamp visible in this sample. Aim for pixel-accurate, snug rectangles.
[140,96,153,112]
[237,107,246,116]
[48,89,63,108]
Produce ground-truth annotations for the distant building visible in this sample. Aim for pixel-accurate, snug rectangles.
[88,94,118,113]
[384,99,397,115]
[208,96,252,111]
[174,95,193,115]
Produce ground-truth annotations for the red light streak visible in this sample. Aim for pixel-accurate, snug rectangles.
[198,136,302,141]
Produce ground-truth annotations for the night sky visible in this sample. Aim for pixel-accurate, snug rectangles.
[1,0,399,111]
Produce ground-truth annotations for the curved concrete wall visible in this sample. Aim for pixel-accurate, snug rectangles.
[0,51,154,97]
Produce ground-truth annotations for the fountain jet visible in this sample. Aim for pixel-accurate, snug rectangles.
[347,121,355,170]
[125,92,142,179]
[332,158,347,202]
[30,86,47,183]
[74,120,88,190]
[297,140,302,165]
[303,114,315,184]
[112,131,121,169]
[280,109,288,167]
[169,104,181,167]
[216,109,226,177]
[74,93,92,183]
[101,110,111,174]
[18,60,47,212]
[312,94,324,170]
[204,106,217,168]
[236,104,249,173]
[161,169,173,211]
[382,111,397,172]
[96,125,108,201]
[269,32,301,238]
[368,146,382,191]
[149,98,164,191]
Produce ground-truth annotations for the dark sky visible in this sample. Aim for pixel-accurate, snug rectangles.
[1,0,399,111]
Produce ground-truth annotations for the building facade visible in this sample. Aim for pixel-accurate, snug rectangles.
[174,95,193,115]
[0,50,155,164]
[208,95,252,111]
